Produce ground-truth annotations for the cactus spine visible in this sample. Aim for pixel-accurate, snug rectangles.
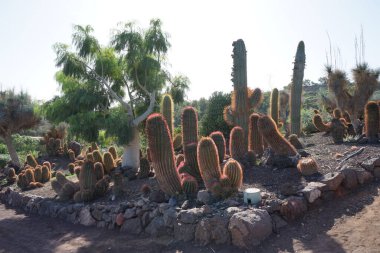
[146,113,182,196]
[248,113,264,156]
[223,39,263,153]
[290,41,305,136]
[270,88,279,125]
[161,94,174,137]
[229,126,245,161]
[209,131,226,163]
[364,101,379,142]
[258,115,297,156]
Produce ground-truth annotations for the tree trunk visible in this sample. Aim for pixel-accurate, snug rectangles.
[4,134,20,168]
[122,129,140,170]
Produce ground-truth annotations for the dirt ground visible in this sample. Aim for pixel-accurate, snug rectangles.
[1,182,380,253]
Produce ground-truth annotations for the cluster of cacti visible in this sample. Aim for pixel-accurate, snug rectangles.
[146,113,182,196]
[297,157,319,176]
[181,107,201,180]
[288,134,304,149]
[248,113,264,156]
[43,124,68,157]
[364,101,379,143]
[270,88,279,125]
[16,155,52,190]
[197,137,243,198]
[161,94,174,137]
[290,41,306,136]
[230,126,246,161]
[223,39,262,155]
[209,131,226,163]
[258,115,297,156]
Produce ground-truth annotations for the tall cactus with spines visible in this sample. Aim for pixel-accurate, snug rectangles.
[146,113,182,196]
[91,142,99,151]
[103,152,115,174]
[181,174,198,196]
[86,153,94,162]
[270,88,279,125]
[182,106,198,146]
[108,146,118,160]
[25,168,35,184]
[34,166,42,182]
[41,165,50,182]
[94,162,105,180]
[248,113,264,156]
[258,115,297,156]
[222,159,243,189]
[364,101,379,142]
[26,154,38,168]
[209,131,226,163]
[183,143,201,179]
[229,126,245,161]
[197,137,221,191]
[161,94,174,137]
[290,41,306,136]
[223,39,263,153]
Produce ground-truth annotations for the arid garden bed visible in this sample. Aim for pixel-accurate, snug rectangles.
[1,132,380,249]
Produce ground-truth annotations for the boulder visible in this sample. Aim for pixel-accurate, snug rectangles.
[271,214,287,233]
[197,190,212,205]
[228,209,272,248]
[120,217,143,235]
[354,168,374,184]
[340,165,358,189]
[300,184,322,203]
[320,172,344,191]
[124,208,137,219]
[145,216,168,237]
[195,215,230,246]
[163,207,177,228]
[79,207,96,226]
[374,167,380,178]
[178,208,204,224]
[360,157,380,172]
[174,222,196,242]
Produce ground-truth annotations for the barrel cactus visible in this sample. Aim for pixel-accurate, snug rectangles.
[290,41,306,136]
[26,154,38,168]
[146,113,182,196]
[288,134,304,149]
[364,101,379,142]
[248,113,264,156]
[297,157,319,176]
[313,114,331,132]
[108,146,118,160]
[92,150,103,164]
[229,126,246,161]
[181,174,198,196]
[222,159,243,189]
[103,152,115,174]
[330,118,346,144]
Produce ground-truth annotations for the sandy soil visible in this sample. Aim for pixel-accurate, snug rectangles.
[1,182,380,253]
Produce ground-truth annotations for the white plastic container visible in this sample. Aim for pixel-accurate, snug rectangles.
[244,188,261,205]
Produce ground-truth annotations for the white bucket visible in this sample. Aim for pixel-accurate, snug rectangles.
[244,188,261,205]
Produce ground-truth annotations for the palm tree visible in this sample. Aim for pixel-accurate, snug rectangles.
[0,90,39,167]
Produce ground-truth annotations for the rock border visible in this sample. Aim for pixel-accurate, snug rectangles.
[1,158,378,249]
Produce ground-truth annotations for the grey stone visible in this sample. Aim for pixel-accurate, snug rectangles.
[141,211,152,228]
[201,205,212,214]
[66,211,78,224]
[158,203,171,213]
[79,207,96,226]
[361,157,380,171]
[181,200,191,210]
[225,207,244,217]
[145,216,168,237]
[300,184,322,203]
[223,199,240,207]
[340,165,358,189]
[197,190,212,205]
[228,209,272,249]
[102,213,112,223]
[320,172,344,191]
[120,217,143,235]
[68,141,81,156]
[280,183,299,196]
[135,199,146,208]
[163,208,177,228]
[195,215,230,246]
[271,214,287,233]
[178,208,204,224]
[91,208,103,221]
[174,222,196,242]
[264,198,283,213]
[354,168,374,184]
[124,208,137,219]
[374,167,380,178]
[149,190,166,203]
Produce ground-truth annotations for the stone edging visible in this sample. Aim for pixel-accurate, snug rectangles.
[0,159,378,249]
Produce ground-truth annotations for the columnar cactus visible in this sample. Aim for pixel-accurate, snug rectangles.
[146,113,182,196]
[92,150,103,164]
[182,106,198,146]
[26,154,38,168]
[222,159,243,189]
[161,94,174,137]
[248,113,264,156]
[270,88,279,125]
[312,114,331,132]
[173,134,183,150]
[290,41,306,136]
[34,166,42,182]
[209,131,226,163]
[68,163,75,175]
[183,142,201,179]
[330,118,346,144]
[364,101,379,142]
[138,157,151,179]
[86,153,94,162]
[224,39,263,152]
[197,137,222,190]
[258,115,297,156]
[108,146,118,160]
[103,152,115,174]
[94,162,105,180]
[79,161,97,192]
[229,126,245,161]
[91,142,99,151]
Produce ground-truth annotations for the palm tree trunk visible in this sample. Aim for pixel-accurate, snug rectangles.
[4,134,20,168]
[122,129,140,170]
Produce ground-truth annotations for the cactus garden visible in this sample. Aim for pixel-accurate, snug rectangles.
[1,3,380,252]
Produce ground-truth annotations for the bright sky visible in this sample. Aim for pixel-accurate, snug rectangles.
[0,0,379,102]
